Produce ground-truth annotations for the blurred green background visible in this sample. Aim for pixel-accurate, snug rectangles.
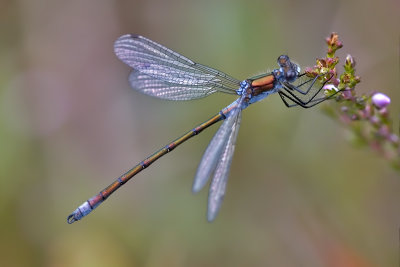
[1,0,399,266]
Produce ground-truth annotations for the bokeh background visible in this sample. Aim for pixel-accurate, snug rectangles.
[1,0,399,266]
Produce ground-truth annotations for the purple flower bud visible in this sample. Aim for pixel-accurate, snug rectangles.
[369,116,379,126]
[372,93,391,109]
[378,125,390,137]
[341,89,353,99]
[332,78,340,86]
[389,134,399,144]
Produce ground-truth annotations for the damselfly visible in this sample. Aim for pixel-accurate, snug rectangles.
[67,34,337,224]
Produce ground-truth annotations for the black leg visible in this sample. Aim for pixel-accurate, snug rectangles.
[283,75,320,95]
[284,73,334,98]
[279,73,334,106]
[278,91,315,108]
[279,92,301,108]
[279,89,345,108]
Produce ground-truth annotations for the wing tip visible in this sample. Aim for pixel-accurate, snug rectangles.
[192,172,211,193]
[192,184,202,194]
[207,209,218,222]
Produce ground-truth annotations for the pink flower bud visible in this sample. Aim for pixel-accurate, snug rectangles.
[323,84,338,92]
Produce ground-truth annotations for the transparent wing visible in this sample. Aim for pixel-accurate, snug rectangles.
[129,70,216,100]
[192,97,244,193]
[114,34,240,100]
[207,111,241,222]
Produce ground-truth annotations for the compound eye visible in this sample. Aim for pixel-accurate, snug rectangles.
[277,55,289,67]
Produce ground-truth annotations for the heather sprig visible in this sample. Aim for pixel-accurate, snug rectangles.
[307,33,399,170]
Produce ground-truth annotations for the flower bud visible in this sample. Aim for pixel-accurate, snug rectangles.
[323,84,338,91]
[372,93,391,109]
[345,54,355,68]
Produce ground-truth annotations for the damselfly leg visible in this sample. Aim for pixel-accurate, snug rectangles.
[278,73,338,108]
